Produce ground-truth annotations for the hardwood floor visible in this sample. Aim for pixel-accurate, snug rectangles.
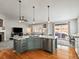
[0,48,78,59]
[0,49,22,59]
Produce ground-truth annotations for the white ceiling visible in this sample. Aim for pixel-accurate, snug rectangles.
[0,0,79,22]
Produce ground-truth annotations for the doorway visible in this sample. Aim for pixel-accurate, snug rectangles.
[55,23,70,48]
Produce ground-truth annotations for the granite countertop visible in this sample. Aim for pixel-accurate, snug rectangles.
[13,36,30,40]
[13,35,55,40]
[38,35,55,39]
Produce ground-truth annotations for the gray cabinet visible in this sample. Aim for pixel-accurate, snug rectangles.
[14,37,42,52]
[21,39,28,51]
[43,39,53,52]
[34,38,41,49]
[14,39,27,53]
[27,37,42,50]
[27,38,35,50]
[42,38,57,53]
[43,39,47,50]
[14,40,21,52]
[14,37,57,53]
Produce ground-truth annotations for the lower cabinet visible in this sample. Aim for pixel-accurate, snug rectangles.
[14,37,56,53]
[34,38,41,49]
[14,39,28,53]
[43,39,52,52]
[27,38,35,50]
[14,37,42,53]
[27,37,41,50]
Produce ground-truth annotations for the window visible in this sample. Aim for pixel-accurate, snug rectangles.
[55,23,68,39]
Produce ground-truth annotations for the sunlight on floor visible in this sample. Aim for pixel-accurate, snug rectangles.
[58,45,69,50]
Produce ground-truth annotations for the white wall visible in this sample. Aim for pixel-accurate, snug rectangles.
[0,14,29,41]
[0,14,6,26]
[69,19,78,35]
[5,19,27,40]
[77,17,79,33]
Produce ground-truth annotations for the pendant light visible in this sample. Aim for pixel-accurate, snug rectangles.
[33,6,35,24]
[18,0,28,23]
[18,0,21,23]
[48,5,50,23]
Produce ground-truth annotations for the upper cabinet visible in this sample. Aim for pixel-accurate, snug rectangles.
[26,22,55,35]
[32,24,43,34]
[31,23,47,35]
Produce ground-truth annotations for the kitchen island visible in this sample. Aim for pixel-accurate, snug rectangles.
[13,35,57,53]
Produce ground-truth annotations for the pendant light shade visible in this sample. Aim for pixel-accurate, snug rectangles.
[48,5,50,23]
[33,6,35,24]
[18,0,28,23]
[18,0,21,23]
